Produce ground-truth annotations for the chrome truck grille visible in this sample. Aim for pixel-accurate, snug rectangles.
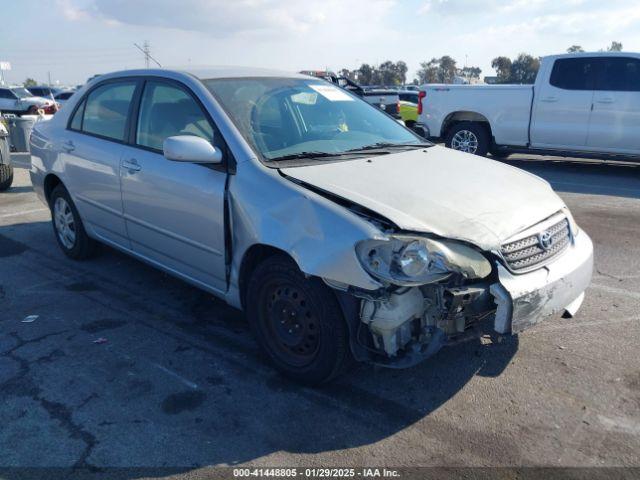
[501,217,571,272]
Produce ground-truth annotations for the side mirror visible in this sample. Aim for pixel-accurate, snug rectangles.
[163,135,222,164]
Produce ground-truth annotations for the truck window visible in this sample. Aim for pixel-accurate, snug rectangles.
[597,57,640,92]
[549,58,597,90]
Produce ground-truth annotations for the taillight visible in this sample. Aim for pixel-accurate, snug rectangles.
[396,101,400,114]
[417,91,426,115]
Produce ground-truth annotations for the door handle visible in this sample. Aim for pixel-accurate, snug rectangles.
[61,140,75,153]
[596,97,614,104]
[540,96,558,103]
[122,158,141,173]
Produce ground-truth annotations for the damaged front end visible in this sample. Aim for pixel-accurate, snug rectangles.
[332,216,593,368]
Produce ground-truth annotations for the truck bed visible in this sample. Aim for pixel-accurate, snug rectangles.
[422,84,534,146]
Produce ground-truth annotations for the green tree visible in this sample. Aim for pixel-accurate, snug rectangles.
[491,53,539,84]
[491,56,512,83]
[458,66,482,80]
[416,56,458,84]
[356,64,375,84]
[510,53,540,84]
[23,78,37,88]
[567,45,584,53]
[607,41,623,52]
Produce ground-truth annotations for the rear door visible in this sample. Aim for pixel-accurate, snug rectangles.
[0,88,19,112]
[530,57,596,149]
[587,56,640,154]
[119,79,228,293]
[62,79,139,247]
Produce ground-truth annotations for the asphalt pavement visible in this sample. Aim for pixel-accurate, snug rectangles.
[0,156,639,478]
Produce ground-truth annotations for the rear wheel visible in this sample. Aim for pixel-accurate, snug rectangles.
[50,185,97,260]
[246,255,350,385]
[0,164,13,191]
[445,122,490,156]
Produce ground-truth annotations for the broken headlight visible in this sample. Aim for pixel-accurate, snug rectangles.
[356,235,492,286]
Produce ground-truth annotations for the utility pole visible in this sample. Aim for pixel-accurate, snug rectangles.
[143,41,150,68]
[48,71,52,86]
[133,42,162,68]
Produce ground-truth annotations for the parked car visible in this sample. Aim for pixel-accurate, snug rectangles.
[53,90,76,107]
[398,90,419,130]
[29,68,593,384]
[417,52,640,159]
[0,86,57,115]
[27,86,62,99]
[301,71,401,118]
[0,120,13,190]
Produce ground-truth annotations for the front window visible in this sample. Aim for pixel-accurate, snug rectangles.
[11,87,33,99]
[203,77,426,162]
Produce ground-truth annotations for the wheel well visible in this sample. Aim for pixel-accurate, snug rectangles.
[238,244,294,309]
[442,111,492,140]
[43,174,62,204]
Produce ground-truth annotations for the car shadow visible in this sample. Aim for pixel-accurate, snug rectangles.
[0,220,519,478]
[497,156,640,199]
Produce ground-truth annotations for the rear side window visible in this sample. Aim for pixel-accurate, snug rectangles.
[597,57,640,92]
[549,58,597,90]
[0,89,15,99]
[80,82,137,141]
[136,81,213,151]
[399,93,418,103]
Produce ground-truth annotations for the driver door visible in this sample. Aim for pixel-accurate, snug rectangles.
[119,79,228,293]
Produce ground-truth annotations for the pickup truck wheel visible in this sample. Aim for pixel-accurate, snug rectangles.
[246,255,350,385]
[50,185,97,260]
[445,122,489,156]
[0,164,13,191]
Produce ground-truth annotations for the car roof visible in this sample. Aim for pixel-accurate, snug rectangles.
[95,66,309,83]
[544,51,640,61]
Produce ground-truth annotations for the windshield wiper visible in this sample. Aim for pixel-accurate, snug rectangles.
[267,151,345,162]
[346,142,433,152]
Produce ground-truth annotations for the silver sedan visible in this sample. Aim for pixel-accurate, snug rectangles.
[29,67,593,384]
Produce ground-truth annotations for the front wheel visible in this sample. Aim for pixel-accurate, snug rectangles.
[445,122,490,156]
[50,185,97,260]
[246,255,350,385]
[0,164,13,191]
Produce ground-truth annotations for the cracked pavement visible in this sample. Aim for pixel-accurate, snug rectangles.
[0,158,639,478]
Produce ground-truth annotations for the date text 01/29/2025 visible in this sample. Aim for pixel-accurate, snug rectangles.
[233,468,401,478]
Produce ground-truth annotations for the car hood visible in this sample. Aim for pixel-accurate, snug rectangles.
[280,146,565,251]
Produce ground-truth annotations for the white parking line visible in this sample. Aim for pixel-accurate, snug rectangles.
[0,208,48,218]
[590,283,640,301]
[152,362,199,390]
[598,415,640,436]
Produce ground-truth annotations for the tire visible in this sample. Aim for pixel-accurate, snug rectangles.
[49,184,97,260]
[246,254,350,385]
[445,121,490,156]
[0,164,13,191]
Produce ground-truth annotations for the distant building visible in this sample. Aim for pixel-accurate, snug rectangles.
[484,76,498,84]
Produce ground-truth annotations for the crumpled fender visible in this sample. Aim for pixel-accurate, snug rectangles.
[224,158,383,309]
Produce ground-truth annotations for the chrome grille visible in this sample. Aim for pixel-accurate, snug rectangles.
[501,218,571,272]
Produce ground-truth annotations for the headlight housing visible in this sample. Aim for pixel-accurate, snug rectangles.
[563,207,580,237]
[356,235,492,286]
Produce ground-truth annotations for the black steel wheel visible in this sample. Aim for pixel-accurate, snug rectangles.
[246,254,350,384]
[0,164,13,191]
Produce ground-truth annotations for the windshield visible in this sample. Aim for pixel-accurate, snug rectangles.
[203,77,428,161]
[11,87,33,98]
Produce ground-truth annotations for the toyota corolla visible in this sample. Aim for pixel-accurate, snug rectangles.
[29,68,593,384]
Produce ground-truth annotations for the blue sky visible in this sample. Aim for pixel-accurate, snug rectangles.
[1,0,638,86]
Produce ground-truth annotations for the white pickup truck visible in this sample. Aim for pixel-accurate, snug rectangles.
[417,52,640,159]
